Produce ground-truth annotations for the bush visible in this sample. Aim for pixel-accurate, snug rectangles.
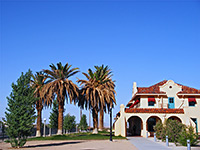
[165,119,185,145]
[154,119,199,146]
[154,119,185,145]
[154,120,163,140]
[178,126,199,146]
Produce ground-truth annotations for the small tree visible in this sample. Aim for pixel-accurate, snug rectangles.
[165,119,185,144]
[178,126,199,146]
[63,114,76,133]
[78,114,88,131]
[5,70,36,148]
[49,99,59,129]
[155,119,187,145]
[154,120,163,140]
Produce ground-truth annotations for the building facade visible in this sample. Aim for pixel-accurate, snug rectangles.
[114,80,200,137]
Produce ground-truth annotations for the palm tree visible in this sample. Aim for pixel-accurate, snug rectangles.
[96,65,115,131]
[99,109,104,131]
[31,72,47,137]
[77,65,116,133]
[41,62,79,135]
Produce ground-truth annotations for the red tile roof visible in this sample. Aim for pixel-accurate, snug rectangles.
[125,108,184,114]
[126,80,167,107]
[126,80,200,107]
[137,80,167,94]
[177,84,200,94]
[136,80,200,94]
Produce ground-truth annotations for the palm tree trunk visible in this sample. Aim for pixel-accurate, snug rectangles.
[36,102,42,137]
[92,108,98,134]
[57,100,64,135]
[99,109,104,131]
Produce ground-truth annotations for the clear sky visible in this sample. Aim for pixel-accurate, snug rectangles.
[0,0,200,127]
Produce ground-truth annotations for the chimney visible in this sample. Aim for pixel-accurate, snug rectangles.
[132,82,137,97]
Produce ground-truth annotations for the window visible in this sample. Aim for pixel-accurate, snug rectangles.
[169,98,174,103]
[168,97,175,109]
[189,102,195,106]
[148,97,155,106]
[188,97,196,107]
[191,118,198,133]
[148,101,154,106]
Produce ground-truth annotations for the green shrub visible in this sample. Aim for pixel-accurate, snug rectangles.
[154,119,186,145]
[178,126,199,146]
[154,120,163,140]
[165,119,185,145]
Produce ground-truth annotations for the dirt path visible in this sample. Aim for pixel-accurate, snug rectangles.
[0,140,138,150]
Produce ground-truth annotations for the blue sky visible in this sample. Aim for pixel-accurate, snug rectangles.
[0,0,200,127]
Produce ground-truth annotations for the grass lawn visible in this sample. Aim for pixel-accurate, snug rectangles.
[28,131,126,141]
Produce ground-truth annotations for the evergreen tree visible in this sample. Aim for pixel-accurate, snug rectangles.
[5,70,36,148]
[49,99,59,129]
[63,113,76,133]
[78,114,88,131]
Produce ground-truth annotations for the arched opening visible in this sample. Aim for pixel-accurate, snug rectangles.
[127,116,143,136]
[168,116,182,123]
[146,116,161,137]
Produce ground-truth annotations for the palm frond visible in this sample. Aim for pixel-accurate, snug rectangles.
[82,72,90,80]
[49,63,57,71]
[67,70,79,78]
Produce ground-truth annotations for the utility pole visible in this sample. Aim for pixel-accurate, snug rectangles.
[80,108,82,121]
[110,107,112,141]
[89,109,91,129]
[43,118,46,137]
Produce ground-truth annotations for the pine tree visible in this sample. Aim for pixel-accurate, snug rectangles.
[49,99,59,129]
[5,69,36,148]
[63,113,76,133]
[78,114,88,131]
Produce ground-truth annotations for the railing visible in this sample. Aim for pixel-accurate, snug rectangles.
[158,103,168,108]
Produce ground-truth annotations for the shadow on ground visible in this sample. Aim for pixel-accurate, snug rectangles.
[24,141,82,148]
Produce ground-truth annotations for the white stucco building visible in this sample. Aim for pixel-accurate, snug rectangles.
[114,80,200,137]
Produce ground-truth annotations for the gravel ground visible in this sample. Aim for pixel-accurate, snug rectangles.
[0,140,138,150]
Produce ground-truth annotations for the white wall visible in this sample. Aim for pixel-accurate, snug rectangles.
[114,80,200,137]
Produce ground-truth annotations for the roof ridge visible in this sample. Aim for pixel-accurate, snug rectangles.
[137,80,168,88]
[149,80,168,87]
[176,83,200,91]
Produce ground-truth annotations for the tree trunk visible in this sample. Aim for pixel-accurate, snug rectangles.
[57,100,64,135]
[99,109,104,131]
[92,108,98,134]
[36,102,42,137]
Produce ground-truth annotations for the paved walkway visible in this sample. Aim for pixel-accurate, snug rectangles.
[127,137,171,150]
[0,140,138,150]
[127,137,200,150]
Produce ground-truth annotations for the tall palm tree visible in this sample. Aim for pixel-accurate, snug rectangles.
[99,109,104,131]
[31,72,47,137]
[41,62,79,135]
[96,65,115,131]
[77,65,116,133]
